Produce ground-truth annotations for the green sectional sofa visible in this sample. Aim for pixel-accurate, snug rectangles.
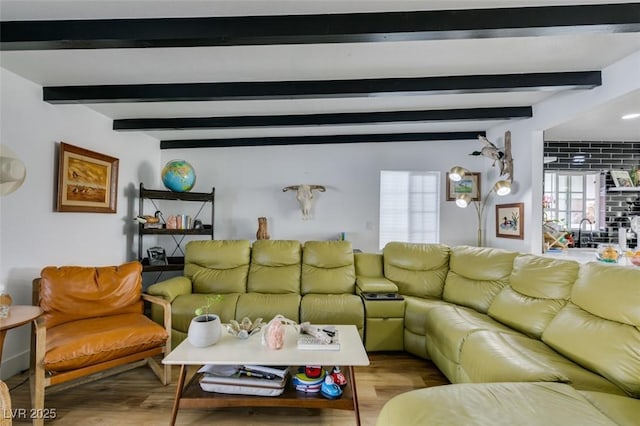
[147,239,640,424]
[147,239,364,347]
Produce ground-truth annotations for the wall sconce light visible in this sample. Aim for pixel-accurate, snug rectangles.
[448,166,512,246]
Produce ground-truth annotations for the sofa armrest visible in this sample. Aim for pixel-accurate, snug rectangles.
[356,276,399,294]
[146,276,192,303]
[142,294,172,355]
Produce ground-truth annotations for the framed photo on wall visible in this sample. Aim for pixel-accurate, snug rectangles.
[610,170,633,188]
[496,203,524,239]
[446,172,481,201]
[56,142,119,213]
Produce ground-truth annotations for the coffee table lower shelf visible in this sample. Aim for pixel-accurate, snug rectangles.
[171,364,361,425]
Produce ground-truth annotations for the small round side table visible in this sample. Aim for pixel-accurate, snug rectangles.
[0,305,43,362]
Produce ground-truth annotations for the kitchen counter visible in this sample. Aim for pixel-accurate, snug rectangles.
[541,248,637,267]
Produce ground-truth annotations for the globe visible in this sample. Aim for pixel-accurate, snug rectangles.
[161,159,196,192]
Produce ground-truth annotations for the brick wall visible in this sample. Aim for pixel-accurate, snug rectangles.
[544,140,640,248]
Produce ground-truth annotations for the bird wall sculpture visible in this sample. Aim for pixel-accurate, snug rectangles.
[470,132,514,182]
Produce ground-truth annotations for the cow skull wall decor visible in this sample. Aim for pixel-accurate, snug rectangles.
[282,184,326,219]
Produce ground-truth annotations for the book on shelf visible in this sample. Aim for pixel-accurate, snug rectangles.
[242,365,290,378]
[198,364,288,396]
[297,329,340,351]
[198,365,288,388]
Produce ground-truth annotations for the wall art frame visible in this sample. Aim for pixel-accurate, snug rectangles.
[496,202,524,239]
[610,170,633,188]
[56,142,119,213]
[446,172,481,201]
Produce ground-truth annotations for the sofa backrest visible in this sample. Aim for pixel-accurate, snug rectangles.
[301,241,355,294]
[38,261,143,328]
[488,254,578,338]
[184,240,250,294]
[247,240,301,294]
[443,246,518,313]
[542,262,640,398]
[383,242,450,298]
[354,252,385,278]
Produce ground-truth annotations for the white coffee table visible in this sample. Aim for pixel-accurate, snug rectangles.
[163,324,370,425]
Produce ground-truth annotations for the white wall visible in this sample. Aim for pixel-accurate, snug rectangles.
[0,68,160,379]
[485,49,640,253]
[161,139,483,253]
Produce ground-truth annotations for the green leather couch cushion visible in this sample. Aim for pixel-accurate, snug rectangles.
[355,276,398,293]
[170,293,240,333]
[382,242,450,298]
[247,240,301,294]
[300,294,364,336]
[354,252,384,277]
[460,331,571,384]
[301,241,355,294]
[459,330,625,394]
[488,255,578,338]
[184,240,251,294]
[424,304,517,364]
[543,262,640,398]
[376,382,634,426]
[235,293,301,323]
[580,391,640,426]
[403,295,450,336]
[443,246,518,313]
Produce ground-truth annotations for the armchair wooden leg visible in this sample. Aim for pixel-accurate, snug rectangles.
[30,318,46,426]
[147,357,171,385]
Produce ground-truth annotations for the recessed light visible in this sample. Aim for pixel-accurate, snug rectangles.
[621,113,640,120]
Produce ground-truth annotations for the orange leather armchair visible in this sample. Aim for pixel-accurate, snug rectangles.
[30,262,171,424]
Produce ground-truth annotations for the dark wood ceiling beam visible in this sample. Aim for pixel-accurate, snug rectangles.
[44,72,601,104]
[2,4,639,50]
[113,107,532,131]
[160,131,485,149]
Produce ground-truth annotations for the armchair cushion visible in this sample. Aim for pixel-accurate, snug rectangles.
[39,262,144,328]
[44,313,168,372]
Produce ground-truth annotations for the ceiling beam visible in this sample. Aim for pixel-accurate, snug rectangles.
[2,4,639,50]
[160,131,485,149]
[44,72,601,104]
[113,107,532,131]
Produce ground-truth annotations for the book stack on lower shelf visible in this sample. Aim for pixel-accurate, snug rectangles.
[198,364,289,397]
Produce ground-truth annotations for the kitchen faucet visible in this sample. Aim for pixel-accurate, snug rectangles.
[577,218,593,248]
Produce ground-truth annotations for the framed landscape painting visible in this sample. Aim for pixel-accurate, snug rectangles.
[446,172,481,201]
[56,142,119,213]
[496,203,524,239]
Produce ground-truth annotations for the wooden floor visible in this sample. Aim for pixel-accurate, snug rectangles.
[4,352,448,425]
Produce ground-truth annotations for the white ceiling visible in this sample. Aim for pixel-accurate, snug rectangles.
[1,0,639,144]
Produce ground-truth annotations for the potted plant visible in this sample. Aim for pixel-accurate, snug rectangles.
[187,295,223,347]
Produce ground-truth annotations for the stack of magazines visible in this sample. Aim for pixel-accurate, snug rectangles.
[198,365,289,397]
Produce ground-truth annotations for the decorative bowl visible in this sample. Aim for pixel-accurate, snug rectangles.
[595,244,621,263]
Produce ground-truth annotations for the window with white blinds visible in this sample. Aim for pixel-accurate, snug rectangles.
[379,170,440,250]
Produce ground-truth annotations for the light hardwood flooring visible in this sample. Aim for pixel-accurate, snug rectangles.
[4,352,448,425]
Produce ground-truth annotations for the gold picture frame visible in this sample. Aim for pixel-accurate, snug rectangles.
[496,202,524,239]
[56,142,119,213]
[446,172,481,201]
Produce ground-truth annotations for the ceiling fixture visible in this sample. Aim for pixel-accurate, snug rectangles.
[621,113,640,120]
